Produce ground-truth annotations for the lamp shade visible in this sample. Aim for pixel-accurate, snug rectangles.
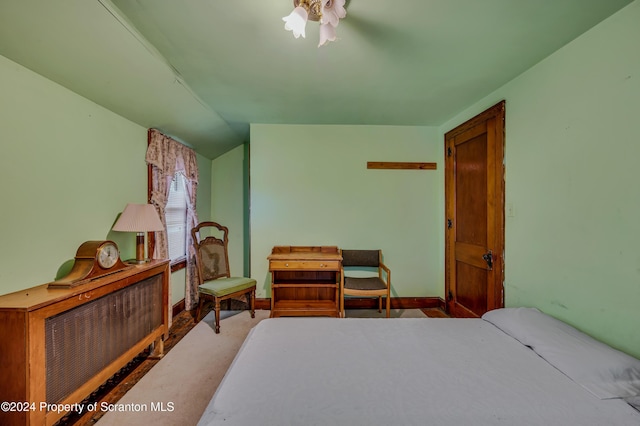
[283,6,308,39]
[318,22,336,47]
[112,203,164,232]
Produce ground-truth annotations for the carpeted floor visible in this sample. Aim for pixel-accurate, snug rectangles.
[96,309,270,426]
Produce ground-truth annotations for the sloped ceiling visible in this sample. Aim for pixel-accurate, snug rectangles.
[0,0,633,158]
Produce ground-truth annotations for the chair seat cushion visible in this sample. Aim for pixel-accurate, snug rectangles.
[199,277,257,297]
[344,276,386,291]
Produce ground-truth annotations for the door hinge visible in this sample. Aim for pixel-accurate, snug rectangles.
[447,147,452,157]
[447,219,453,229]
[448,290,453,301]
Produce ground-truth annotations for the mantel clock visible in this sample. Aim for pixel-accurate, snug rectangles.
[48,240,131,288]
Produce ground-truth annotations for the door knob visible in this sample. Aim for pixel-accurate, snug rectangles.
[482,250,493,270]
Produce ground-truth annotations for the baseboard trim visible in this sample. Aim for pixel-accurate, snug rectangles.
[175,297,444,316]
[172,299,186,318]
[255,298,271,310]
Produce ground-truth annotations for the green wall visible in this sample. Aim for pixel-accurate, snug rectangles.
[0,54,146,295]
[440,0,640,357]
[249,124,443,299]
[211,145,246,277]
[0,53,213,306]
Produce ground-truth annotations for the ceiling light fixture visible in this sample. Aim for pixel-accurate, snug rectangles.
[282,0,347,47]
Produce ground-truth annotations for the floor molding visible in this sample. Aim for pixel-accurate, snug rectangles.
[177,297,445,315]
[172,299,186,318]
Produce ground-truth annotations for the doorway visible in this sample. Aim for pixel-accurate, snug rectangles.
[444,101,505,317]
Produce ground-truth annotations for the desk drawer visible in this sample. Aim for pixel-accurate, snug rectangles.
[270,260,340,270]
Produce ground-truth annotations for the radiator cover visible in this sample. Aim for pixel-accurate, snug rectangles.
[45,274,163,404]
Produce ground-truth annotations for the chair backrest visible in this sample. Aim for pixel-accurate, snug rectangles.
[341,249,380,267]
[191,222,231,282]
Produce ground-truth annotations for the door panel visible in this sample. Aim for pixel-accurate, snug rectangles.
[445,101,505,318]
[456,262,488,316]
[456,133,488,247]
[455,242,488,270]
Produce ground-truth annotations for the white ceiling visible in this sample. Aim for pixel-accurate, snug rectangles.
[0,0,633,159]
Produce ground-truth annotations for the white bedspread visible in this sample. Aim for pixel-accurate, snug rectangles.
[198,318,640,425]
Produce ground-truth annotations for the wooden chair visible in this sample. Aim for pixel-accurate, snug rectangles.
[340,249,391,318]
[191,221,256,333]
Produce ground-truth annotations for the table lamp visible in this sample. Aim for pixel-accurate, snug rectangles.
[112,203,164,263]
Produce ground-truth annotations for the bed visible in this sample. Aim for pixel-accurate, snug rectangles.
[198,308,640,425]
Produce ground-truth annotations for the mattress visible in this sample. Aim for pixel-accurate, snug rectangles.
[198,316,640,425]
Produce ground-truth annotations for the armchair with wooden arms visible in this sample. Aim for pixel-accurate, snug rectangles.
[191,221,256,333]
[340,249,391,318]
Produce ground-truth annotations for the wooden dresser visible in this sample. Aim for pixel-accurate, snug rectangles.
[268,246,342,317]
[0,260,169,426]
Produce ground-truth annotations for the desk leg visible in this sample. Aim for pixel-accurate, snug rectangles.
[336,279,340,318]
[339,273,344,318]
[270,274,275,318]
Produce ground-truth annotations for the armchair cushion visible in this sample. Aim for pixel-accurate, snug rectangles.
[344,276,387,291]
[199,277,257,297]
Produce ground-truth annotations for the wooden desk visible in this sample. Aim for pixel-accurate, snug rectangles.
[268,246,342,317]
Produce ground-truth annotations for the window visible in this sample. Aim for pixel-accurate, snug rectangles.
[147,129,200,307]
[165,172,188,264]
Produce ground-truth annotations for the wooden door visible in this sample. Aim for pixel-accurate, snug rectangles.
[445,101,505,317]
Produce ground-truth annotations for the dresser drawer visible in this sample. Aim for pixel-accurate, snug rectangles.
[270,260,340,270]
